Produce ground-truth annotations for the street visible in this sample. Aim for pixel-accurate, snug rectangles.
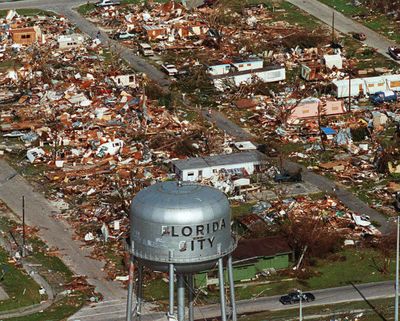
[68,281,396,321]
[287,0,400,61]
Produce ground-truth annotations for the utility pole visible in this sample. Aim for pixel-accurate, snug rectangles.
[299,289,303,321]
[395,215,399,321]
[348,62,352,113]
[22,196,26,257]
[332,12,335,43]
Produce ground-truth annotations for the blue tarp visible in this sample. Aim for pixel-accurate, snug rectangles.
[321,127,337,135]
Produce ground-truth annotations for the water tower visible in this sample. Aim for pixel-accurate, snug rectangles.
[126,181,237,321]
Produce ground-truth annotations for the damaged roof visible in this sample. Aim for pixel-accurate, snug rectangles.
[172,150,267,170]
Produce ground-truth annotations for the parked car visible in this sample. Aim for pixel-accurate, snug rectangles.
[162,64,178,76]
[280,291,315,305]
[96,0,120,6]
[112,31,135,40]
[353,32,366,41]
[274,170,302,183]
[388,46,400,60]
[369,90,398,105]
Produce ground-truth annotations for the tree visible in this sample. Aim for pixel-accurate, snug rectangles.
[281,212,343,267]
[375,229,396,274]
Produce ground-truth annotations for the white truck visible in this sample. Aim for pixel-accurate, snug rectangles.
[139,43,154,56]
[96,0,121,7]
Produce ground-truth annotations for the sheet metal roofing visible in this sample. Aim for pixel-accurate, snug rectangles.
[172,150,266,171]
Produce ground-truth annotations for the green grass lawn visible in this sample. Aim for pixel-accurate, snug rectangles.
[0,249,42,312]
[231,202,256,219]
[0,215,88,320]
[274,1,321,30]
[145,247,395,304]
[7,293,86,321]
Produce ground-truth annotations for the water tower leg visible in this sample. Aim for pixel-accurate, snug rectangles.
[136,263,144,318]
[227,255,237,321]
[188,274,194,321]
[126,259,135,321]
[168,263,175,318]
[218,258,227,321]
[177,274,185,321]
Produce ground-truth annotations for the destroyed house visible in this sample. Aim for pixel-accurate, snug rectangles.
[111,74,137,88]
[332,74,400,98]
[207,59,285,91]
[10,26,42,45]
[143,25,169,41]
[195,236,292,285]
[301,54,343,81]
[173,21,208,38]
[57,34,84,49]
[172,151,267,182]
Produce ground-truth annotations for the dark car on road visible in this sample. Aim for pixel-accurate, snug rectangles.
[280,292,315,305]
[389,47,400,60]
[274,170,302,183]
[353,32,366,41]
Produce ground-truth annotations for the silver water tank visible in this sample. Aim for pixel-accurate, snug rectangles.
[130,181,235,273]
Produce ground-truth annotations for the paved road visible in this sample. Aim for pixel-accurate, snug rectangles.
[0,160,126,301]
[287,0,400,62]
[68,280,395,321]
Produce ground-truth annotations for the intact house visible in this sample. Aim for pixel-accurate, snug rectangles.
[111,74,138,88]
[195,236,292,286]
[57,34,84,50]
[287,98,346,124]
[332,74,400,98]
[10,26,43,45]
[172,151,267,182]
[207,59,285,91]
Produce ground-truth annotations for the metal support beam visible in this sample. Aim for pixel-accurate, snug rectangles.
[227,255,237,321]
[188,274,194,321]
[169,263,175,318]
[395,216,399,321]
[126,259,135,321]
[218,257,227,321]
[136,264,144,318]
[177,274,185,321]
